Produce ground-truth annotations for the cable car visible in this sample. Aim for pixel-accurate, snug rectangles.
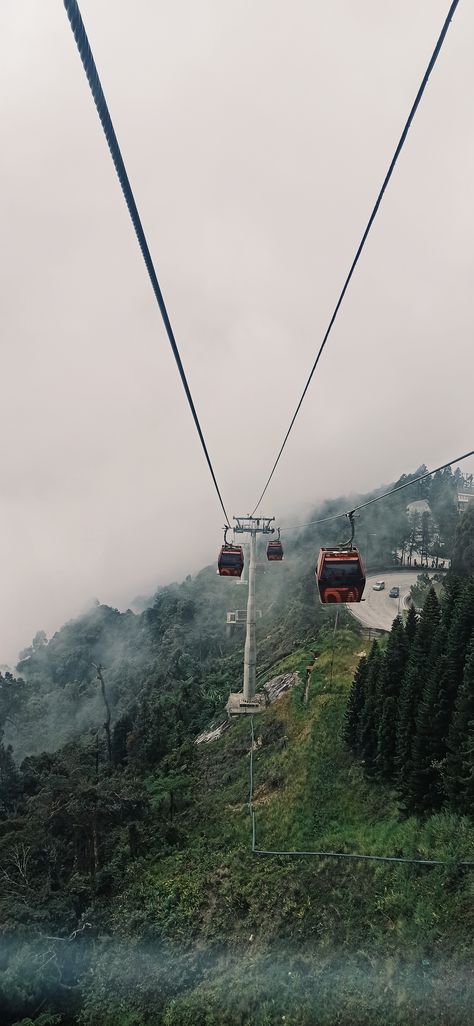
[267,529,284,561]
[316,547,365,603]
[218,529,244,578]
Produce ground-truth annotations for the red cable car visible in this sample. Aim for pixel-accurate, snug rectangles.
[218,529,244,578]
[267,529,284,561]
[316,547,365,603]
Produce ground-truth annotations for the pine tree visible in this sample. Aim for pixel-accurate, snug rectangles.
[439,574,463,634]
[396,588,440,806]
[451,501,474,577]
[405,604,418,646]
[377,617,409,779]
[406,630,449,813]
[445,632,474,812]
[418,577,474,793]
[403,576,474,814]
[430,645,459,775]
[0,737,21,816]
[111,713,134,766]
[428,466,458,549]
[459,719,474,818]
[444,578,474,697]
[344,655,368,752]
[358,643,384,774]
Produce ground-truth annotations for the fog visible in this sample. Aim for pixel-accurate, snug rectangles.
[1,0,473,664]
[0,937,472,1020]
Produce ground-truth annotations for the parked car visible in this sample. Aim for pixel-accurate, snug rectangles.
[389,586,400,598]
[373,580,385,591]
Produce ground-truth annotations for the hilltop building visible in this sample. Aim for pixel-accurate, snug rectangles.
[458,491,474,513]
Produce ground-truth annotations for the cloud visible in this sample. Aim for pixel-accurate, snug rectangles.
[1,0,473,662]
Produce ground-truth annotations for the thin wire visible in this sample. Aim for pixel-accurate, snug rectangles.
[251,0,460,516]
[248,715,255,813]
[63,0,231,527]
[252,827,474,866]
[283,449,474,532]
[248,727,474,867]
[284,509,347,531]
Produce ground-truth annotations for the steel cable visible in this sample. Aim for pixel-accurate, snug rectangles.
[63,0,231,527]
[251,0,461,516]
[283,449,474,532]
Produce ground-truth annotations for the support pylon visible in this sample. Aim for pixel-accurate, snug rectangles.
[226,515,275,718]
[243,530,257,701]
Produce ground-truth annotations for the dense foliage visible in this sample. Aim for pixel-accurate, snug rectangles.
[345,576,474,816]
[1,468,473,1025]
[451,499,474,576]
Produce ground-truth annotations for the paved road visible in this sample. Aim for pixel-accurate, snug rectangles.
[348,572,421,632]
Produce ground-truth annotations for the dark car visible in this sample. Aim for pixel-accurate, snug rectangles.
[389,586,400,598]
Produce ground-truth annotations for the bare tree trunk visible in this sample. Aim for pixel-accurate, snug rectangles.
[408,514,419,566]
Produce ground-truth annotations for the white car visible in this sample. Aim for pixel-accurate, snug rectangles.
[372,580,385,591]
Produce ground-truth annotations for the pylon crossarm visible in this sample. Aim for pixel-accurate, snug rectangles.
[233,516,275,535]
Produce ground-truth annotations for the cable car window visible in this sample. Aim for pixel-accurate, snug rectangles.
[321,560,362,581]
[220,553,241,565]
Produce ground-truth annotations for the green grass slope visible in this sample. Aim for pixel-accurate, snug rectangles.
[82,627,474,1026]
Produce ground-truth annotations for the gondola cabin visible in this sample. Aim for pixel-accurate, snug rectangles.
[218,544,244,578]
[316,548,365,603]
[266,539,284,561]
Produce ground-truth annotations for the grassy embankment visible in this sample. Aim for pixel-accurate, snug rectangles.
[96,628,474,1025]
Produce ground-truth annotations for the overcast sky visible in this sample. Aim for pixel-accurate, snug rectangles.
[1,0,473,664]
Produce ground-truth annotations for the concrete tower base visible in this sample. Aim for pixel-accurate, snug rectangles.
[226,692,267,718]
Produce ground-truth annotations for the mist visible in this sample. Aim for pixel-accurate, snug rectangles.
[1,936,472,1023]
[1,0,474,664]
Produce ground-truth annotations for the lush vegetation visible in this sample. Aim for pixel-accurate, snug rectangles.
[345,578,474,816]
[1,470,473,1025]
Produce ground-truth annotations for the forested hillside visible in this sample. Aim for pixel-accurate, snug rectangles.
[1,464,462,763]
[345,579,474,815]
[1,468,474,1026]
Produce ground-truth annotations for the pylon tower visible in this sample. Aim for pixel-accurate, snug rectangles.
[226,516,274,717]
